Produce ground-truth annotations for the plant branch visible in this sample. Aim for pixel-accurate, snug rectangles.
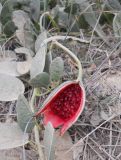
[30,89,45,160]
[53,41,83,81]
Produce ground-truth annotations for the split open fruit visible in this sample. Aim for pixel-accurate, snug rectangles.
[35,81,85,135]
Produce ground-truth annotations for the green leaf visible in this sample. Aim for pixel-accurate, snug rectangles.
[76,0,109,44]
[29,72,50,88]
[58,7,68,28]
[106,0,121,11]
[0,0,15,25]
[44,122,55,160]
[16,95,35,133]
[0,22,2,34]
[51,5,68,29]
[3,20,17,36]
[48,0,57,9]
[0,3,2,15]
[113,12,121,40]
[0,74,25,101]
[0,0,26,24]
[29,0,40,22]
[0,122,28,150]
[50,57,64,82]
[44,51,52,73]
[64,3,79,15]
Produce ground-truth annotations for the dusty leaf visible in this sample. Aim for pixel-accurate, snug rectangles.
[106,0,121,11]
[44,122,55,160]
[0,22,2,34]
[0,148,37,160]
[0,122,28,150]
[29,0,40,22]
[0,50,17,62]
[77,0,109,44]
[3,20,16,36]
[12,10,34,50]
[0,61,20,76]
[30,43,47,79]
[0,3,2,33]
[15,47,33,75]
[58,8,69,28]
[0,3,2,15]
[17,61,31,75]
[44,51,52,73]
[16,95,35,133]
[12,10,30,30]
[15,47,35,57]
[50,57,64,82]
[0,74,25,101]
[0,48,32,76]
[0,50,18,76]
[73,138,84,159]
[35,31,47,52]
[16,27,34,50]
[0,0,16,25]
[29,72,50,88]
[51,6,68,28]
[90,110,102,126]
[113,12,121,40]
[55,131,73,160]
[100,110,109,121]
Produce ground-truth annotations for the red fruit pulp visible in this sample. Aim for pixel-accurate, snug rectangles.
[49,83,83,120]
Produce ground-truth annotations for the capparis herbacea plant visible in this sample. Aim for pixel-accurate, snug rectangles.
[35,40,86,135]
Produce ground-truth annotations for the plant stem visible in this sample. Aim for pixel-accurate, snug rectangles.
[41,35,89,44]
[53,41,83,81]
[39,11,59,32]
[30,89,45,160]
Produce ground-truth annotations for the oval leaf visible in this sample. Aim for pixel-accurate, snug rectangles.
[113,13,121,40]
[44,122,55,160]
[55,131,73,160]
[78,0,109,44]
[12,10,34,50]
[0,3,2,15]
[16,95,35,133]
[0,74,25,101]
[0,50,17,62]
[35,31,47,52]
[0,61,20,76]
[30,44,47,79]
[17,61,31,75]
[15,47,35,57]
[106,0,121,11]
[3,20,16,36]
[12,10,30,30]
[0,122,28,150]
[15,47,33,75]
[1,0,16,25]
[29,72,50,88]
[29,0,40,22]
[50,57,64,82]
[44,51,52,73]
